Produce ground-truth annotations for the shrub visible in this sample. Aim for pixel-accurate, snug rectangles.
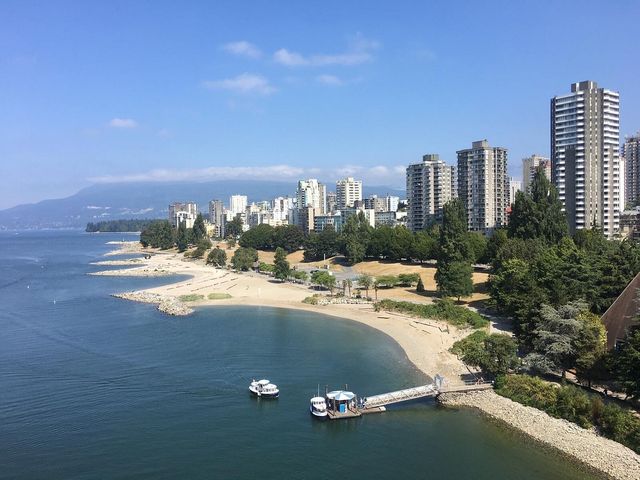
[302,295,321,305]
[375,275,399,288]
[375,298,489,329]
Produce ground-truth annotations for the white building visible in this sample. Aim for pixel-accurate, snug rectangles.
[336,177,362,210]
[551,81,621,237]
[457,140,509,234]
[168,202,198,229]
[522,155,552,192]
[509,178,523,205]
[406,154,455,232]
[229,195,248,216]
[272,196,294,223]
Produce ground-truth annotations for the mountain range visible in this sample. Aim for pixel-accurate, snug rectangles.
[0,181,405,229]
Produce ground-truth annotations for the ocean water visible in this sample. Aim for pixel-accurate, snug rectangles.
[0,231,599,479]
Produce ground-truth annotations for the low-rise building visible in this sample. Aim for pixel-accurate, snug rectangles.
[169,202,198,228]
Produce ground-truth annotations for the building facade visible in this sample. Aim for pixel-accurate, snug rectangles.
[522,154,552,192]
[457,140,509,234]
[229,195,248,216]
[509,178,523,205]
[336,177,362,210]
[168,202,198,229]
[624,133,640,209]
[208,199,225,237]
[406,154,455,232]
[551,81,621,237]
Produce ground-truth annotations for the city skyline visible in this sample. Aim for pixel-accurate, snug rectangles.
[2,1,640,210]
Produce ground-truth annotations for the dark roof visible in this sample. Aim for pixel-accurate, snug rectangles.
[601,271,640,349]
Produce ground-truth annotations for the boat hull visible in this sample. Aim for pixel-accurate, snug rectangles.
[310,408,328,419]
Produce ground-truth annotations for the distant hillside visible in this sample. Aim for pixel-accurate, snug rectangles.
[0,180,405,229]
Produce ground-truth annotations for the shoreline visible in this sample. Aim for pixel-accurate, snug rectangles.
[439,390,640,480]
[98,241,639,479]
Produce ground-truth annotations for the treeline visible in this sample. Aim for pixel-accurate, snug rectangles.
[86,219,160,232]
[446,167,640,451]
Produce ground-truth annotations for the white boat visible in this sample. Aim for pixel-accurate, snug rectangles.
[309,396,328,419]
[249,379,279,398]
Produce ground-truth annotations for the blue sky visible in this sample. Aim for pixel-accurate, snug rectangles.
[1,0,639,209]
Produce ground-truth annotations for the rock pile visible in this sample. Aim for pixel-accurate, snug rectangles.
[112,292,193,316]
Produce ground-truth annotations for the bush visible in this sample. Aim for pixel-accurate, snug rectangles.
[451,330,488,356]
[259,262,275,273]
[207,248,227,267]
[303,295,321,305]
[375,298,489,329]
[375,275,399,288]
[398,273,420,286]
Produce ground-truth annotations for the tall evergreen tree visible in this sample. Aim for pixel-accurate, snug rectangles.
[192,213,207,242]
[176,221,188,252]
[273,247,290,281]
[436,199,473,299]
[509,166,568,244]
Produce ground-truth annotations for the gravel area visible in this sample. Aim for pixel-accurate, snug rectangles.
[438,390,640,480]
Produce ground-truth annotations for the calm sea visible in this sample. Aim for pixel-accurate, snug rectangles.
[0,231,599,479]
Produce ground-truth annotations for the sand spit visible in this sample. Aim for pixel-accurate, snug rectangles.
[439,390,640,480]
[88,267,172,277]
[90,259,143,266]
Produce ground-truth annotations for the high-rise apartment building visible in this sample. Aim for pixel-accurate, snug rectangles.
[522,155,552,192]
[326,191,337,214]
[335,177,362,210]
[624,133,640,209]
[510,178,523,204]
[457,140,509,234]
[296,179,326,214]
[168,202,198,229]
[229,195,248,216]
[208,199,225,237]
[551,81,621,237]
[406,154,455,232]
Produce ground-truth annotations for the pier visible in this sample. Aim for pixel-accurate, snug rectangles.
[325,376,493,420]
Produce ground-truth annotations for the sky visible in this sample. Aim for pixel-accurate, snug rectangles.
[1,0,640,209]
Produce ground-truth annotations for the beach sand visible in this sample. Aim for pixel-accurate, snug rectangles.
[100,242,471,381]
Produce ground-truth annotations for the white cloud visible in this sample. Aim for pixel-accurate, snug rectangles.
[221,41,262,59]
[274,33,379,67]
[108,118,138,129]
[316,74,344,86]
[203,73,276,95]
[89,163,406,188]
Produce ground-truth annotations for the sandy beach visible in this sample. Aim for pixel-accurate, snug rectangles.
[98,241,470,381]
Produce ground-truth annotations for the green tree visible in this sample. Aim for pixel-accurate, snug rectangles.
[176,221,189,252]
[140,220,175,249]
[411,231,437,262]
[436,261,473,300]
[273,247,290,281]
[225,217,243,238]
[339,212,372,264]
[356,274,373,298]
[231,247,258,271]
[239,223,275,250]
[311,270,336,293]
[398,273,420,286]
[466,232,488,264]
[416,277,425,293]
[189,238,212,259]
[206,247,227,267]
[345,238,366,265]
[192,213,207,242]
[612,326,640,399]
[273,225,304,253]
[436,199,473,300]
[480,334,519,376]
[525,301,587,380]
[573,311,607,386]
[508,166,568,244]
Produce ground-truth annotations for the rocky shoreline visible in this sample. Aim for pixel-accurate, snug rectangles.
[438,390,640,480]
[112,292,193,316]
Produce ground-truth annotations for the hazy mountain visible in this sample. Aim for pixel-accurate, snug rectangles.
[0,180,405,229]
